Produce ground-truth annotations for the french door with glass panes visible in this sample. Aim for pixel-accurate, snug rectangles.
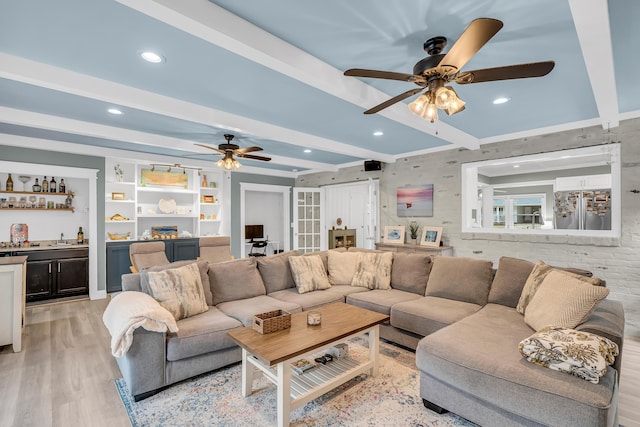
[293,188,325,252]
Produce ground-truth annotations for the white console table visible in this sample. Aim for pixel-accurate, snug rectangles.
[0,255,27,352]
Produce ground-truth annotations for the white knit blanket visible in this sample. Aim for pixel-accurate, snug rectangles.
[103,291,179,357]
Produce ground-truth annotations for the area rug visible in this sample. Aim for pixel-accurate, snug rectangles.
[116,338,477,427]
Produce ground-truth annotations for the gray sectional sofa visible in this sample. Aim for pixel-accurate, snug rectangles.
[107,248,624,427]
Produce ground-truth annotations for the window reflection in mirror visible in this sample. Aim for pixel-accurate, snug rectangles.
[462,144,620,238]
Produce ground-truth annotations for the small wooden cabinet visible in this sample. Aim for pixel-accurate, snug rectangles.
[329,229,356,249]
[14,248,89,301]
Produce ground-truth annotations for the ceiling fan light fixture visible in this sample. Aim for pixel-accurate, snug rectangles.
[408,94,429,116]
[443,87,466,115]
[422,101,439,123]
[217,153,241,171]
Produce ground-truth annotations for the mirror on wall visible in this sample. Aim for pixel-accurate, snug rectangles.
[462,144,620,238]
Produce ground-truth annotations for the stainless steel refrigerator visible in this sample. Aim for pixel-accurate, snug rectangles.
[553,189,611,230]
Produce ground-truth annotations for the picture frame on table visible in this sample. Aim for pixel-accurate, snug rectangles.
[383,225,405,244]
[111,192,125,200]
[420,226,443,247]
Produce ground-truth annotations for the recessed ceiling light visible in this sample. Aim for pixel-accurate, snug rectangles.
[513,165,520,168]
[292,169,299,172]
[493,97,510,105]
[303,149,312,153]
[140,51,164,63]
[373,131,384,136]
[107,108,123,115]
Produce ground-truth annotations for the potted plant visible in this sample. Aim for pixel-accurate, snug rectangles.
[408,221,420,244]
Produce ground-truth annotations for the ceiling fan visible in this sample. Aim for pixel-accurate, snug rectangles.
[189,134,271,170]
[344,18,555,123]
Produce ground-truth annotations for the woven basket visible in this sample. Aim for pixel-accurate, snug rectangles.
[253,310,291,334]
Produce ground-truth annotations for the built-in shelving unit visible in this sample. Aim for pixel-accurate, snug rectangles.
[104,159,228,241]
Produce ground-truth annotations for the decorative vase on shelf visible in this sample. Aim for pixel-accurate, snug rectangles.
[201,175,207,188]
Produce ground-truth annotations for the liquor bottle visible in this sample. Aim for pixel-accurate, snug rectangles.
[59,178,66,193]
[77,227,84,244]
[32,178,41,192]
[42,176,49,192]
[5,173,13,191]
[50,176,57,193]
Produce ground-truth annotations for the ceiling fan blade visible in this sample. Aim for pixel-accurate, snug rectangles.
[182,152,222,157]
[344,68,426,84]
[454,61,555,84]
[364,87,424,115]
[194,143,225,154]
[235,146,263,154]
[238,153,271,162]
[439,18,503,74]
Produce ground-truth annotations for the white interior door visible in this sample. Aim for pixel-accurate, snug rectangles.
[293,188,325,252]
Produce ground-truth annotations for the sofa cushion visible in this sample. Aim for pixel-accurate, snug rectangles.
[326,284,370,298]
[488,257,534,307]
[351,252,393,289]
[140,260,212,306]
[209,257,266,305]
[289,255,332,293]
[268,288,344,310]
[166,307,243,361]
[425,257,493,306]
[524,270,610,331]
[217,295,302,326]
[346,289,422,315]
[519,326,619,384]
[416,303,617,427]
[516,260,602,314]
[390,252,432,295]
[257,250,298,293]
[391,296,482,337]
[304,248,346,271]
[144,262,209,321]
[327,251,360,285]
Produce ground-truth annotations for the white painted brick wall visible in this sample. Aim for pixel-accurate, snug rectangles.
[297,117,640,338]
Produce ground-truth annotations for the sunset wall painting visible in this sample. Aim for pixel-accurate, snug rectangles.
[397,184,433,217]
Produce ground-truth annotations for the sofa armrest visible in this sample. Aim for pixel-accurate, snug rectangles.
[122,273,143,292]
[576,299,625,376]
[115,328,167,399]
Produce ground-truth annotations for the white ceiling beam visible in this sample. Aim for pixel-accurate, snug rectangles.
[568,0,619,129]
[118,0,479,150]
[0,107,339,172]
[0,53,392,164]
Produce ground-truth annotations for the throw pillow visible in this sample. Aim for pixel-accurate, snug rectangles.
[488,257,534,307]
[289,255,332,294]
[144,262,209,321]
[524,270,609,331]
[209,257,266,305]
[516,260,602,314]
[390,252,432,295]
[140,260,212,306]
[351,252,393,290]
[257,250,298,293]
[327,251,360,285]
[519,326,619,384]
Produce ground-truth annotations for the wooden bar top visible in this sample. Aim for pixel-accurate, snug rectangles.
[227,302,388,366]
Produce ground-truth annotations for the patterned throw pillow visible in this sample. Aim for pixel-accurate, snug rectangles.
[516,260,601,314]
[519,326,619,383]
[144,262,209,321]
[524,270,609,331]
[351,252,393,290]
[289,255,332,294]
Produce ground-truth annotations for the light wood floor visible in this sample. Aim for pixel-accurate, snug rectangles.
[0,298,638,427]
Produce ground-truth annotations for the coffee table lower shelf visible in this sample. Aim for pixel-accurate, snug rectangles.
[241,324,380,427]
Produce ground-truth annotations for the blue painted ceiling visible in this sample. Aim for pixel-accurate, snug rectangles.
[0,0,637,176]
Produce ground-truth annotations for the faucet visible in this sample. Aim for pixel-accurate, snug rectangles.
[59,233,64,243]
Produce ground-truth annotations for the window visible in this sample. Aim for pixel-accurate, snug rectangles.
[461,144,620,240]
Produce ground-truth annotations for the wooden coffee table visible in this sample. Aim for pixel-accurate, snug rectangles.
[227,302,389,427]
